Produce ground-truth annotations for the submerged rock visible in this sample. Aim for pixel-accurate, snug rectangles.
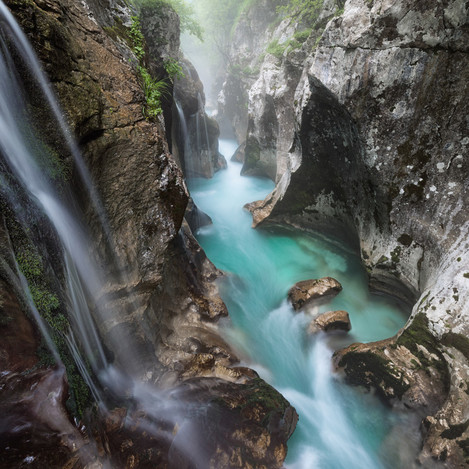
[309,310,351,334]
[288,277,342,310]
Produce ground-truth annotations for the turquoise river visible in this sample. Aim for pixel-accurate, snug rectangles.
[188,139,422,469]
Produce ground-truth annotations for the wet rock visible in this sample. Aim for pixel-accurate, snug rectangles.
[230,0,469,463]
[173,59,227,178]
[184,197,212,233]
[288,277,342,310]
[309,310,351,334]
[3,1,295,467]
[231,141,245,163]
[92,376,297,469]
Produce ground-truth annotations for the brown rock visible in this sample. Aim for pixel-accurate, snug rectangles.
[309,310,351,334]
[288,277,342,310]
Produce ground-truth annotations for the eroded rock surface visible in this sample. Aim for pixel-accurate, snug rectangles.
[226,0,469,464]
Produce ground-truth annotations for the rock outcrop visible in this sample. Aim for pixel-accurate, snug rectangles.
[226,0,469,465]
[288,276,343,310]
[309,310,351,334]
[0,0,297,466]
[219,0,341,181]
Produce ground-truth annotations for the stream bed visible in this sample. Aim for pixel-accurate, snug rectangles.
[188,139,421,469]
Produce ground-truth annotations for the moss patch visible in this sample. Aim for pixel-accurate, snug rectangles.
[442,332,469,361]
[397,313,449,390]
[338,350,410,400]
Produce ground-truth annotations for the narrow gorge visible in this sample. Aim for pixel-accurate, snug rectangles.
[0,0,467,468]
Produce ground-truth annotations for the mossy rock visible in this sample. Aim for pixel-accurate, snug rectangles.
[397,313,449,390]
[442,332,469,361]
[337,350,410,400]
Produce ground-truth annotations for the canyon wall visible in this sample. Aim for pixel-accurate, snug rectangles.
[222,0,469,465]
[0,0,296,466]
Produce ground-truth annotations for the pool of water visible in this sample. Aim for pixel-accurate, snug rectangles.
[188,139,418,469]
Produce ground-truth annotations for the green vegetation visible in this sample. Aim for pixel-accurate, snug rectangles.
[277,0,325,25]
[16,243,91,417]
[129,16,174,119]
[265,29,312,60]
[134,0,203,40]
[164,57,184,82]
[266,39,287,59]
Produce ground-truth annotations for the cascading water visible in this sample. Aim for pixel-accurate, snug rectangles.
[0,5,231,467]
[174,91,217,178]
[188,138,422,468]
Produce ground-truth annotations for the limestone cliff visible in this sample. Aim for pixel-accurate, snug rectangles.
[225,0,469,465]
[0,0,297,467]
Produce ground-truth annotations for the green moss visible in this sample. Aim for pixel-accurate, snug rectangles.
[103,17,131,44]
[338,350,410,400]
[397,313,449,389]
[442,332,469,360]
[390,246,401,264]
[293,29,312,43]
[377,255,389,264]
[463,273,469,279]
[15,242,91,417]
[441,420,469,440]
[266,38,287,59]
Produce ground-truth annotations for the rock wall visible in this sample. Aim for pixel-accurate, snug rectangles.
[173,58,227,178]
[220,0,340,180]
[226,0,469,465]
[0,0,297,466]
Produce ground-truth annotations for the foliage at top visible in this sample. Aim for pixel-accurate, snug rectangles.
[277,0,325,24]
[134,0,203,41]
[129,16,174,119]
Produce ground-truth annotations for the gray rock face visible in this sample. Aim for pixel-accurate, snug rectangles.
[220,0,340,181]
[237,0,469,464]
[288,277,343,310]
[218,0,285,143]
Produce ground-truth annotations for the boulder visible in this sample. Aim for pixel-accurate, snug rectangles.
[309,310,351,334]
[288,277,342,310]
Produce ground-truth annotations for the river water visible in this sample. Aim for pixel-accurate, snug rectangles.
[188,139,418,469]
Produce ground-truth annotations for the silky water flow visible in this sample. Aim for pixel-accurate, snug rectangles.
[0,4,230,467]
[188,138,423,469]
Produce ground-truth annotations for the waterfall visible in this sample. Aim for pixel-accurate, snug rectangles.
[0,5,241,468]
[174,93,216,178]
